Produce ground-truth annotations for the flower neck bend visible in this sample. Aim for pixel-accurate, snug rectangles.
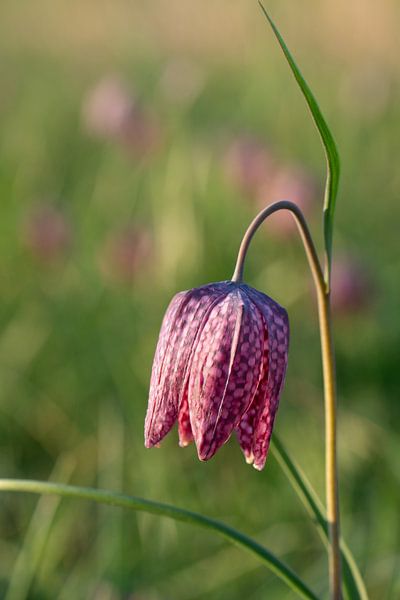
[231,200,326,297]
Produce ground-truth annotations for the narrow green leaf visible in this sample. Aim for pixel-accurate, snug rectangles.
[259,2,340,285]
[5,456,75,600]
[271,436,369,600]
[0,478,318,600]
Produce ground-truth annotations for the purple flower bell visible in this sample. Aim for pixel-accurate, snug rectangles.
[145,280,289,470]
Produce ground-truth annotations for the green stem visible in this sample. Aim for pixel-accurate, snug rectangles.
[232,200,342,599]
[271,436,368,600]
[317,287,342,600]
[0,478,318,600]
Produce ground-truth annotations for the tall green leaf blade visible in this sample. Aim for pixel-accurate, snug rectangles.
[0,478,318,600]
[271,436,369,600]
[259,2,340,285]
[5,457,75,600]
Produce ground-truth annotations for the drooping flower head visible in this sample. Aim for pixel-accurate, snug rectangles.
[145,280,289,470]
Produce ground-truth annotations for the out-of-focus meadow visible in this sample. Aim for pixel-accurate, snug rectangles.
[0,1,399,598]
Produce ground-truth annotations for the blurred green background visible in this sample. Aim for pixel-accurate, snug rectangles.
[0,1,399,598]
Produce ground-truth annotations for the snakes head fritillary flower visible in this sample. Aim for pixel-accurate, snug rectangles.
[144,281,289,470]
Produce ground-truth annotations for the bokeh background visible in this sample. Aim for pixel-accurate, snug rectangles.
[0,1,399,598]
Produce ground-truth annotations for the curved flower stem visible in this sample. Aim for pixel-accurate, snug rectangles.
[232,200,342,599]
[0,478,318,600]
[231,201,325,292]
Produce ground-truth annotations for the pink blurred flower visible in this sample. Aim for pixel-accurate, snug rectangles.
[331,257,373,315]
[223,136,275,198]
[82,76,161,157]
[100,226,152,284]
[23,205,71,263]
[256,166,318,237]
[145,281,289,470]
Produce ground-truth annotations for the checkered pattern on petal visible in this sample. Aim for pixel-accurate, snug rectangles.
[145,283,229,447]
[188,288,264,461]
[178,390,193,447]
[238,286,289,470]
[235,309,269,465]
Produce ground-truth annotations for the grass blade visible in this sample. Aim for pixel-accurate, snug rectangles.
[0,478,318,600]
[271,436,369,600]
[5,457,75,600]
[259,2,340,285]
